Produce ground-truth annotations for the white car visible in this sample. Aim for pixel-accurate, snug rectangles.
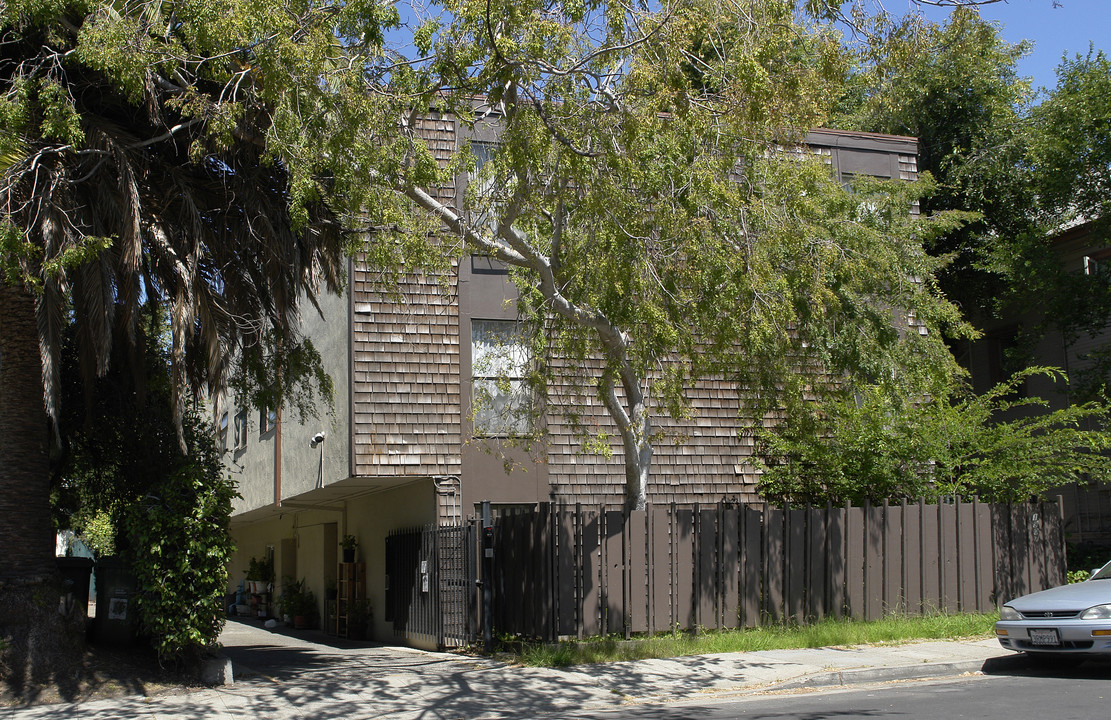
[995,560,1111,658]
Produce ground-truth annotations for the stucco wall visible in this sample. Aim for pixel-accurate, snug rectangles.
[229,270,352,516]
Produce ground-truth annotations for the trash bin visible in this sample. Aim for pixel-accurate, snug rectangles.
[56,556,94,617]
[92,556,137,645]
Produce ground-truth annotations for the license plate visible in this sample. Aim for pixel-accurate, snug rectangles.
[1029,629,1061,646]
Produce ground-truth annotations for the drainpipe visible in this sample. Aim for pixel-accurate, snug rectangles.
[274,405,282,508]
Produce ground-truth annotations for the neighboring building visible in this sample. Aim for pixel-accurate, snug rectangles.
[962,218,1111,545]
[223,125,920,645]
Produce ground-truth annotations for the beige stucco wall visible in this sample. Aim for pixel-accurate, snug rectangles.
[229,479,436,643]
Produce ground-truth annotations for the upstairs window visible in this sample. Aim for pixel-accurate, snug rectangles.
[233,410,248,451]
[218,411,229,452]
[469,141,502,232]
[471,319,530,437]
[260,407,278,435]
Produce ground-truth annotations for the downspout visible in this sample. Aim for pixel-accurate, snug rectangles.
[274,405,282,508]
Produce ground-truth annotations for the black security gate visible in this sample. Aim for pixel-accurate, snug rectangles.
[385,523,476,648]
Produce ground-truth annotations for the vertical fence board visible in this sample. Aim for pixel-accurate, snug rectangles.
[740,505,762,627]
[604,510,625,636]
[764,507,786,621]
[939,503,959,613]
[807,506,827,620]
[957,502,977,612]
[902,502,922,613]
[581,510,601,637]
[972,501,992,612]
[651,507,672,631]
[845,505,865,619]
[921,503,940,612]
[1046,499,1066,589]
[991,504,1013,606]
[827,504,846,618]
[556,509,576,637]
[884,504,903,613]
[628,510,649,633]
[864,503,884,621]
[698,508,718,629]
[722,506,741,629]
[675,509,695,630]
[1032,504,1050,591]
[1011,505,1032,598]
[787,508,807,623]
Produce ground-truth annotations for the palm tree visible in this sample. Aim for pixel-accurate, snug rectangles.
[0,4,346,583]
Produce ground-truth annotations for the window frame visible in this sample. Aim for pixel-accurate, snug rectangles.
[470,318,531,438]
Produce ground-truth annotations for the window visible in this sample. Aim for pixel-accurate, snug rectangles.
[469,141,501,231]
[233,410,248,451]
[471,319,530,436]
[218,411,229,451]
[260,407,278,435]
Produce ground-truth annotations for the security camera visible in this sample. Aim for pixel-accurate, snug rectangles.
[310,432,325,448]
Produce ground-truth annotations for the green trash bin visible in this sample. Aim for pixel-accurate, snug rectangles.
[92,557,137,645]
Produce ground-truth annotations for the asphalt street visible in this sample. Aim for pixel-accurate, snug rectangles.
[572,669,1111,720]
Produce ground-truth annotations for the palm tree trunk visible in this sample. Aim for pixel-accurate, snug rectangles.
[0,284,54,582]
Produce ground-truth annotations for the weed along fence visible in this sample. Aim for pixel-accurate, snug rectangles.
[485,499,1066,641]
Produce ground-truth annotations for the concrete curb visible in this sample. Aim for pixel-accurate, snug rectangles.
[773,659,986,690]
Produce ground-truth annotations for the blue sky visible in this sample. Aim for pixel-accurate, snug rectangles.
[912,0,1111,93]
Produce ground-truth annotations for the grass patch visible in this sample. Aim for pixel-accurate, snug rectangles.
[509,612,999,667]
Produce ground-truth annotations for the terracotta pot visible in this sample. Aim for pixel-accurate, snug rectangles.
[294,615,307,629]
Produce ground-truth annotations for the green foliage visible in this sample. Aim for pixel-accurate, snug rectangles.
[834,7,1034,317]
[50,309,238,667]
[229,330,335,425]
[245,555,274,583]
[74,508,115,557]
[278,578,316,618]
[2,0,349,449]
[1067,570,1091,584]
[759,368,1111,505]
[121,413,237,667]
[1027,50,1111,226]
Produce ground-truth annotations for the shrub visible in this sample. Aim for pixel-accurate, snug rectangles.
[758,367,1111,505]
[122,414,237,667]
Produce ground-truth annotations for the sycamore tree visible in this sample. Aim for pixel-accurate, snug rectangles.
[326,0,970,511]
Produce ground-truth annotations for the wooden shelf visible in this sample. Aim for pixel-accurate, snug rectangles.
[335,562,365,638]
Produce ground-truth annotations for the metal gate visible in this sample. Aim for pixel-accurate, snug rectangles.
[385,523,476,648]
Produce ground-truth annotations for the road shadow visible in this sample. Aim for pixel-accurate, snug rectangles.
[982,652,1111,679]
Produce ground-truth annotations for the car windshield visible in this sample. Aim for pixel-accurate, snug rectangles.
[1092,563,1111,581]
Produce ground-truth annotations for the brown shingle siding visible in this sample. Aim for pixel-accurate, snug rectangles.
[352,267,462,476]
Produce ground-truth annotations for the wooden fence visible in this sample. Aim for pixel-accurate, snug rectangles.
[488,499,1065,641]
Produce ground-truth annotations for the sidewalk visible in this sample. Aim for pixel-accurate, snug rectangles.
[0,621,1014,719]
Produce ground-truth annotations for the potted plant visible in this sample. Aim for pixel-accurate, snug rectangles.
[347,599,373,640]
[293,582,317,629]
[245,557,263,594]
[276,577,300,625]
[340,534,358,563]
[245,555,275,594]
